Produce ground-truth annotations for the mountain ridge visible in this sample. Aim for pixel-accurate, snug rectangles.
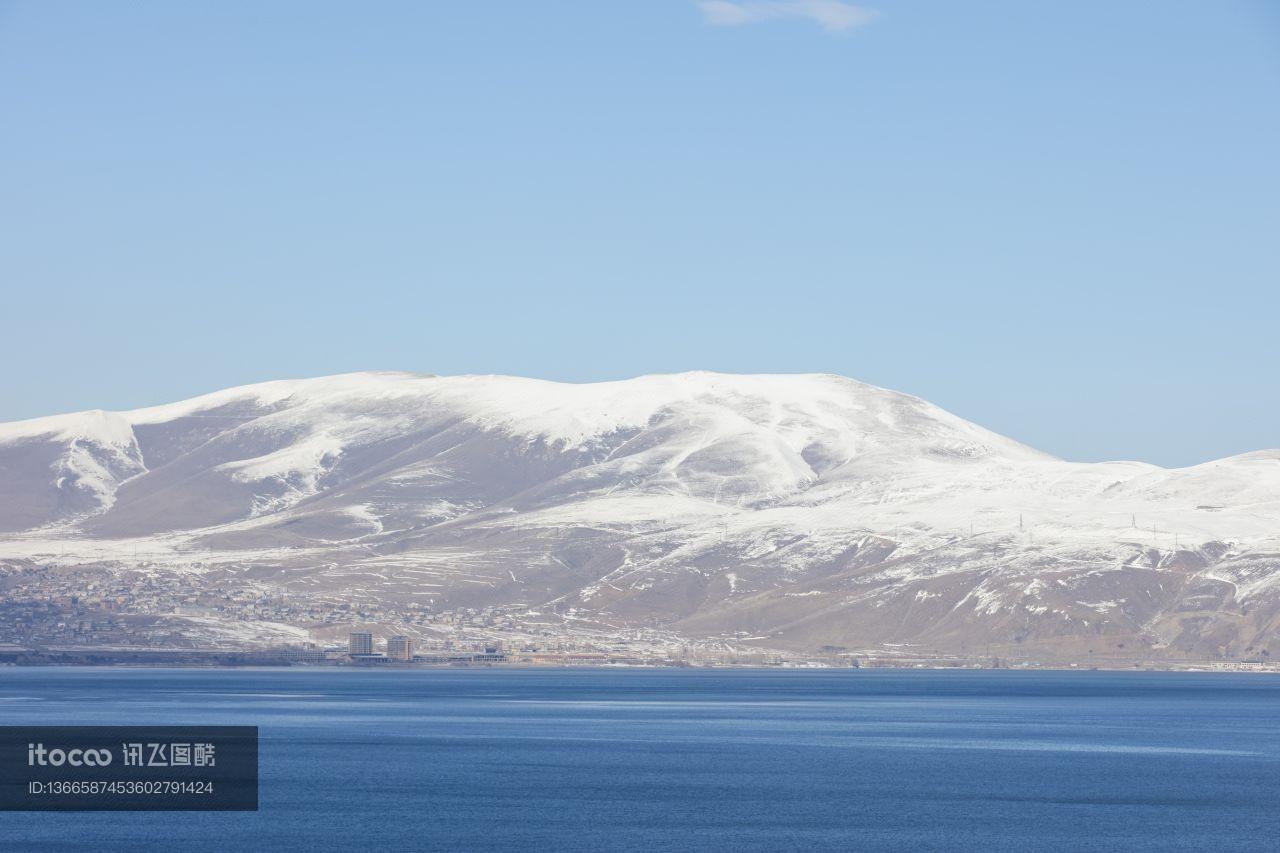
[1,371,1277,662]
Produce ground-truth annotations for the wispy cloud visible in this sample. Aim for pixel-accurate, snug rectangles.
[697,1,878,33]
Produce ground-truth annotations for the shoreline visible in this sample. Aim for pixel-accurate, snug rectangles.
[4,660,1279,675]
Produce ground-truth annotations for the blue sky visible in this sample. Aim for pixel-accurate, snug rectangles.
[1,1,1276,466]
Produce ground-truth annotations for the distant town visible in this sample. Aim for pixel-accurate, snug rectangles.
[2,559,1278,673]
[0,559,820,667]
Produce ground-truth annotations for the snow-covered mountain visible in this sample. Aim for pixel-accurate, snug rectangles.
[2,371,1278,661]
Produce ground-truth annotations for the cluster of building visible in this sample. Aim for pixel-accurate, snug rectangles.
[0,560,602,652]
[344,631,507,664]
[348,631,413,661]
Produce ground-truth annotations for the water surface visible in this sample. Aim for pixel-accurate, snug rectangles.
[0,667,1276,851]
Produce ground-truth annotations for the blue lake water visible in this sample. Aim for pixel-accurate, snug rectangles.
[0,667,1277,851]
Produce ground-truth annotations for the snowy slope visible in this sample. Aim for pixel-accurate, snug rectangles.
[1,371,1277,658]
